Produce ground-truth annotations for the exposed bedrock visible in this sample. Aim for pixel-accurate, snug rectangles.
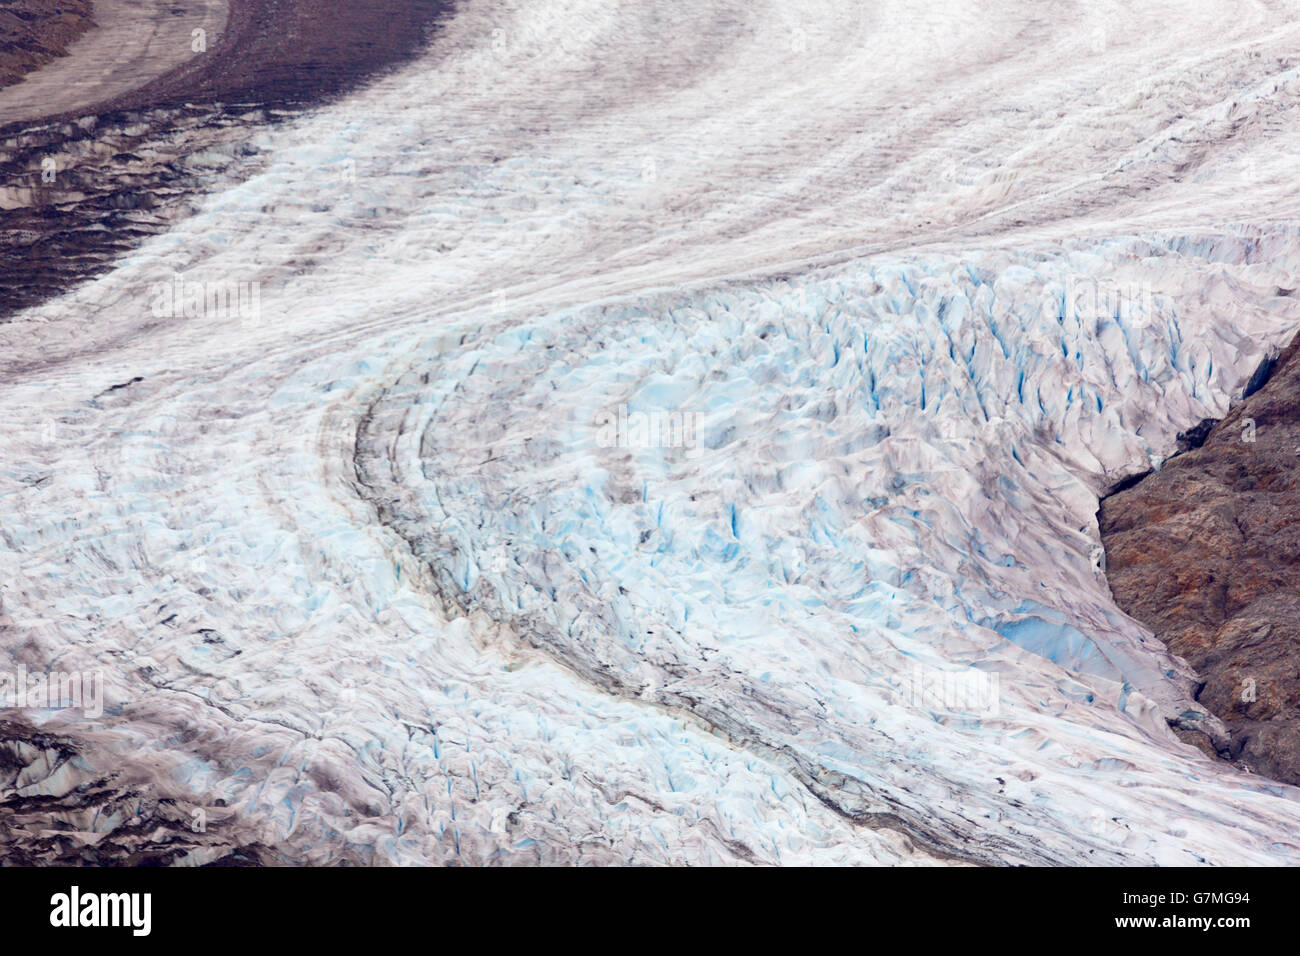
[1101,329,1300,783]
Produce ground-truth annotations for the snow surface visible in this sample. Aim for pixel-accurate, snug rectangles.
[4,0,1300,863]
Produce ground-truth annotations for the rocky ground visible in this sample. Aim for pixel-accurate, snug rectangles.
[0,0,95,91]
[1101,328,1300,784]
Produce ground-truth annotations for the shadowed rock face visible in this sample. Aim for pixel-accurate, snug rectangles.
[0,0,95,91]
[1100,329,1300,784]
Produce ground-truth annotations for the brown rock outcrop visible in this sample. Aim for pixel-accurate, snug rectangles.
[1100,329,1300,783]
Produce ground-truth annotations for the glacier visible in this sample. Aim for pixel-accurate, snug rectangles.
[3,0,1300,864]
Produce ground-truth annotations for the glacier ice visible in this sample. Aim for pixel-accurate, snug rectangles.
[3,0,1300,864]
